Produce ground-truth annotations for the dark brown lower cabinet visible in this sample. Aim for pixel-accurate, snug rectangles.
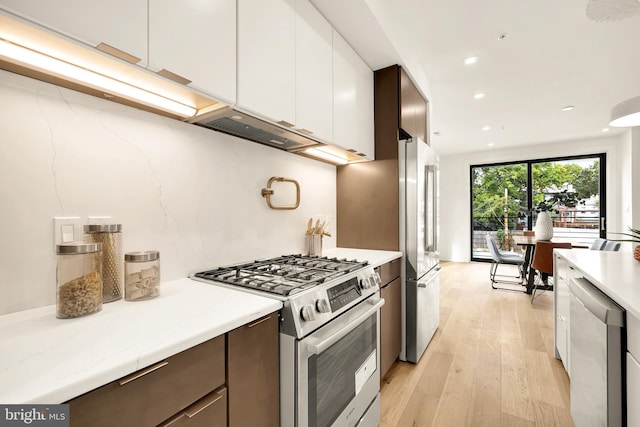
[378,258,402,378]
[67,335,225,427]
[66,311,280,427]
[227,313,280,427]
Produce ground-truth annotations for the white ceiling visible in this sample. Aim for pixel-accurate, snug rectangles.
[312,0,640,156]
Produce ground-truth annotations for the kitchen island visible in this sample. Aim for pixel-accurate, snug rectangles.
[553,249,640,426]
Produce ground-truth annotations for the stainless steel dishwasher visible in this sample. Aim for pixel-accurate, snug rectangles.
[568,277,625,427]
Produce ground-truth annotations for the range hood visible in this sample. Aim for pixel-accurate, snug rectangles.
[190,105,323,152]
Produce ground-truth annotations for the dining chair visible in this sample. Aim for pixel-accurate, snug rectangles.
[530,241,572,301]
[590,238,607,250]
[486,234,525,291]
[603,240,621,251]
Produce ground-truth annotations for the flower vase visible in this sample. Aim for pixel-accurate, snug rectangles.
[534,211,554,241]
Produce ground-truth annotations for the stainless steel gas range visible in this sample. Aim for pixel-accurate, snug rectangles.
[193,254,384,427]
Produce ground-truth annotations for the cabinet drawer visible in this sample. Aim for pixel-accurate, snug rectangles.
[68,335,225,427]
[160,387,227,427]
[628,313,640,358]
[376,258,401,286]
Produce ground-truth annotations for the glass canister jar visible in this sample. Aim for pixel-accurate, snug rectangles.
[56,242,103,319]
[84,224,123,303]
[124,251,160,301]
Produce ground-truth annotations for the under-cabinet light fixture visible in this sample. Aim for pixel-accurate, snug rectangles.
[0,39,197,118]
[304,147,349,165]
[610,96,640,127]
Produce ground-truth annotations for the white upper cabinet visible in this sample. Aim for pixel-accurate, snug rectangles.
[149,0,236,104]
[332,29,374,160]
[0,0,147,66]
[295,0,332,142]
[237,0,296,125]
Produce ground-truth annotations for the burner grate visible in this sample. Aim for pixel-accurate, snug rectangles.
[194,254,368,296]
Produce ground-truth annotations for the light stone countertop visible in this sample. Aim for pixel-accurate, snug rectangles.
[0,248,402,404]
[0,278,282,404]
[555,249,640,318]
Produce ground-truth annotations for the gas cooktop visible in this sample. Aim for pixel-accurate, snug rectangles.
[193,254,369,297]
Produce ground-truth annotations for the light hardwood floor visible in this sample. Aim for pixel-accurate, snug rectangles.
[380,261,574,427]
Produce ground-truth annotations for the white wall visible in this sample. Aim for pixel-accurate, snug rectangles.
[0,71,337,315]
[439,135,630,262]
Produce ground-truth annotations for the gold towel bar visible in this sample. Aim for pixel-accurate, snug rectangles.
[261,177,300,210]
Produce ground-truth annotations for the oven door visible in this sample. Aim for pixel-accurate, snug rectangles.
[297,296,384,427]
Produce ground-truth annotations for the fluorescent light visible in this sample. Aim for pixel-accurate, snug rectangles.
[610,95,640,127]
[304,147,349,165]
[473,93,485,99]
[464,56,478,65]
[561,105,575,111]
[0,39,197,117]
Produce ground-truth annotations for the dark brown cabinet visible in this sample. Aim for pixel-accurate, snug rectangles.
[67,335,226,427]
[66,311,280,427]
[400,67,427,143]
[227,313,280,427]
[337,64,427,251]
[377,258,402,378]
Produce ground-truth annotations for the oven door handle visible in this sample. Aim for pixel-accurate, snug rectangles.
[304,298,385,355]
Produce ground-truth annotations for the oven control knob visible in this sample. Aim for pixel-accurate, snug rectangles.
[316,298,330,313]
[360,277,372,289]
[300,305,316,322]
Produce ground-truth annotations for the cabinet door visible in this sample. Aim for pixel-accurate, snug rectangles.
[380,277,401,378]
[400,68,427,142]
[227,313,279,427]
[628,352,640,427]
[355,53,374,159]
[237,0,295,124]
[554,256,571,372]
[333,29,373,159]
[149,0,236,103]
[0,0,147,65]
[295,0,332,141]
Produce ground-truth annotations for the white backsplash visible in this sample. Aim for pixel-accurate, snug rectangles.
[0,70,337,315]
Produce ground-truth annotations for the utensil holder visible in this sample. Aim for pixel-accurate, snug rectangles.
[306,234,322,257]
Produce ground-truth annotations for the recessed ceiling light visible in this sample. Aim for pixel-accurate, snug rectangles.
[473,93,485,99]
[602,127,610,132]
[464,56,478,65]
[488,143,494,147]
[561,106,575,111]
[498,33,509,40]
[482,126,491,131]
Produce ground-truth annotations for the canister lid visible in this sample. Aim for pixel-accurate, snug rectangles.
[84,224,122,233]
[56,242,102,254]
[125,251,160,262]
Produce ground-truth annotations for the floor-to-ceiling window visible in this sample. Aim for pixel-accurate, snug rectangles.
[471,154,606,261]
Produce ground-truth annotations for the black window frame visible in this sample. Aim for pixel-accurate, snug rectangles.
[469,153,606,262]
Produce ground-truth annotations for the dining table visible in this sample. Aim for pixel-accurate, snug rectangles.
[512,235,590,294]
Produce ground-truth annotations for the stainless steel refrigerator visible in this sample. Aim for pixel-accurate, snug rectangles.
[399,137,440,363]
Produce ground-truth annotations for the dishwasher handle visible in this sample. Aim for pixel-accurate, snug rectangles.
[568,277,624,327]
